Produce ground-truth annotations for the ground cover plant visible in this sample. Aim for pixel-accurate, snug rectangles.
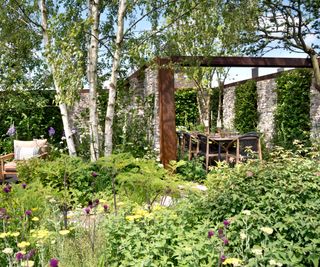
[1,145,320,266]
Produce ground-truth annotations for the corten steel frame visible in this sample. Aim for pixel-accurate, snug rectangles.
[147,56,318,166]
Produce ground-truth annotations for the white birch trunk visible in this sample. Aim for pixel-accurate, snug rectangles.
[104,0,126,156]
[87,0,100,161]
[40,0,77,156]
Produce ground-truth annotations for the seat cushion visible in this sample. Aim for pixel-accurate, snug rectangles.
[33,139,48,153]
[4,161,17,172]
[14,146,40,160]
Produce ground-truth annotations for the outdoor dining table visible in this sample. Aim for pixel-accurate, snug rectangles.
[208,134,240,161]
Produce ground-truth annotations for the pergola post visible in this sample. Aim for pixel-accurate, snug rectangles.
[158,59,177,166]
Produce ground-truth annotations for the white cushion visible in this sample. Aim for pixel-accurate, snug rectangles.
[14,146,40,160]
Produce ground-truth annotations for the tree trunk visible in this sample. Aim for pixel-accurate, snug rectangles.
[196,88,210,133]
[40,0,77,156]
[310,53,320,92]
[104,0,126,156]
[87,0,101,161]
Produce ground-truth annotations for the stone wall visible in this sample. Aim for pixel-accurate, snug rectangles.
[256,78,277,147]
[222,85,236,130]
[310,79,320,139]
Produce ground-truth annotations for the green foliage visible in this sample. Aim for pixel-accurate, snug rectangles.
[96,153,178,208]
[169,158,207,182]
[274,69,312,148]
[113,81,156,158]
[0,89,63,154]
[234,80,258,133]
[175,88,199,128]
[205,148,320,266]
[17,155,94,205]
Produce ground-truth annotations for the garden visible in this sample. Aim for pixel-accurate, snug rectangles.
[2,0,320,266]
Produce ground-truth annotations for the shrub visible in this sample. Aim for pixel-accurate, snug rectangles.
[234,80,258,133]
[17,155,95,205]
[274,69,312,148]
[205,148,320,266]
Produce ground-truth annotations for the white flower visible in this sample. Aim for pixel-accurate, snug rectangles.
[2,248,13,255]
[242,210,251,216]
[260,227,273,235]
[269,260,283,266]
[251,247,263,256]
[240,231,247,240]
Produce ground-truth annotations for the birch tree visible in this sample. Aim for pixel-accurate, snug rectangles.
[104,0,126,156]
[87,0,101,161]
[40,0,85,156]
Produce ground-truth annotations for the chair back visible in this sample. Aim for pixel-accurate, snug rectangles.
[238,133,261,159]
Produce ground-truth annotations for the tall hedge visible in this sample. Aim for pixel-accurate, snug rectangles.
[175,88,199,128]
[234,80,258,133]
[274,69,312,148]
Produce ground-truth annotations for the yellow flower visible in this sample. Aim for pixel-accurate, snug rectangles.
[59,230,70,236]
[31,208,38,212]
[32,230,50,239]
[2,248,13,255]
[0,232,9,238]
[17,241,30,249]
[134,209,149,217]
[125,215,143,221]
[10,232,20,237]
[21,260,35,267]
[260,227,273,235]
[153,205,164,211]
[31,217,39,222]
[223,258,243,266]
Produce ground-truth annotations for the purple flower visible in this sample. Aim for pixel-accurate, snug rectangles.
[93,199,99,207]
[218,228,224,238]
[208,230,214,239]
[48,127,55,137]
[103,204,109,212]
[91,171,98,178]
[25,210,32,216]
[3,186,11,193]
[6,125,16,137]
[16,252,24,261]
[221,255,226,262]
[84,207,91,215]
[0,208,7,219]
[223,238,229,245]
[223,220,230,227]
[24,249,36,260]
[21,183,27,189]
[49,258,59,267]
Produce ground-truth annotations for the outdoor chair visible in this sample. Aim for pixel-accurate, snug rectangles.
[226,132,262,164]
[197,133,220,172]
[182,132,199,160]
[0,139,48,181]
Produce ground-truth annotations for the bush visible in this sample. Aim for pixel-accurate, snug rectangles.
[17,155,95,205]
[234,80,258,133]
[274,69,312,148]
[205,148,320,266]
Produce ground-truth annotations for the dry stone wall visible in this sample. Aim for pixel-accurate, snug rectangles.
[222,85,236,130]
[256,78,277,147]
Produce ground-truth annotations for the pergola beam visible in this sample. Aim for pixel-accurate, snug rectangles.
[163,56,318,68]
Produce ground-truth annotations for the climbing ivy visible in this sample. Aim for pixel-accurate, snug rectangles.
[175,88,199,128]
[274,69,312,148]
[234,80,258,133]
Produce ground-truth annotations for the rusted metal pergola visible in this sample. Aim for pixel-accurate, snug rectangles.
[153,56,317,166]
